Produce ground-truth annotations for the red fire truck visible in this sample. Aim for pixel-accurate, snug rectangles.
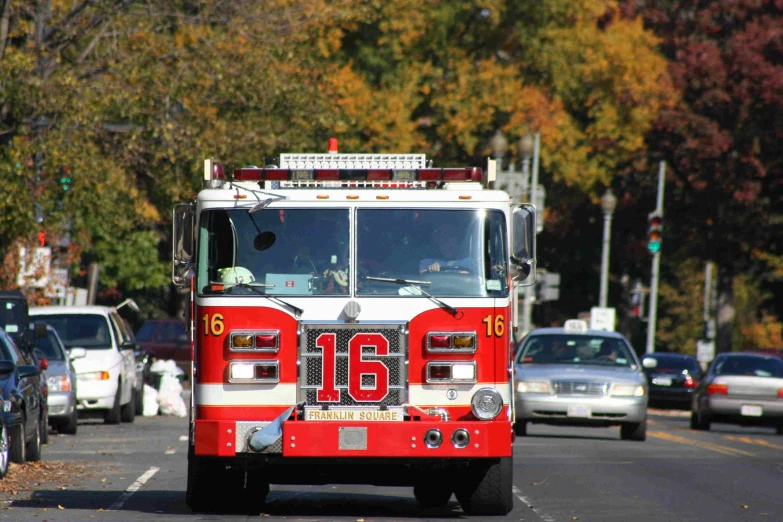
[172,141,536,515]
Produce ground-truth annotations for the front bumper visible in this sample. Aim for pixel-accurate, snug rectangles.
[515,393,648,425]
[47,391,77,419]
[194,419,512,458]
[75,378,118,410]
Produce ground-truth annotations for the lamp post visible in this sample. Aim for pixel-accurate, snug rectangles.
[598,188,618,308]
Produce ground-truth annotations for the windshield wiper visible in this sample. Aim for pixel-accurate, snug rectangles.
[210,281,304,318]
[364,276,459,316]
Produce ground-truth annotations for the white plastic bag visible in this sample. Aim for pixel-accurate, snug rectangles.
[157,374,187,417]
[142,384,159,416]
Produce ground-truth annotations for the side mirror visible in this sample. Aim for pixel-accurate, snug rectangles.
[69,347,88,360]
[34,322,48,339]
[642,358,657,369]
[0,361,14,375]
[172,203,195,287]
[510,204,536,283]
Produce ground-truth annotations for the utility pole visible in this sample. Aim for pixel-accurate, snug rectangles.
[645,161,666,354]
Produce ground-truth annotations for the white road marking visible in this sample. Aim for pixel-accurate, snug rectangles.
[165,449,176,454]
[179,435,188,442]
[513,485,556,522]
[108,466,160,511]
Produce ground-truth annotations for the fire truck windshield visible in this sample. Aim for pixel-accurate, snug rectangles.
[357,209,508,298]
[197,208,350,296]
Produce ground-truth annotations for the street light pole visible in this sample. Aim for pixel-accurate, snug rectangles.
[598,188,618,309]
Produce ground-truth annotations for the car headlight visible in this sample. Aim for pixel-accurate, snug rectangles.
[47,375,73,392]
[516,381,551,394]
[79,371,111,381]
[611,384,645,397]
[471,388,503,420]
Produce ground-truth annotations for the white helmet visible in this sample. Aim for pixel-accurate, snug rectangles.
[218,266,255,284]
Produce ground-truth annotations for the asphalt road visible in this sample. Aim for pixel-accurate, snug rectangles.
[1,409,781,521]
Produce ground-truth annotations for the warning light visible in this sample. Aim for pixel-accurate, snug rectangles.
[38,231,46,247]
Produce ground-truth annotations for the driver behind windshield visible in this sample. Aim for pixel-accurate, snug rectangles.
[419,224,474,274]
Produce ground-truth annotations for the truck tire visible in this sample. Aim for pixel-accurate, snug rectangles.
[455,457,514,516]
[620,419,647,441]
[105,387,121,425]
[414,482,452,508]
[513,421,527,436]
[10,423,25,464]
[186,449,269,513]
[120,391,135,423]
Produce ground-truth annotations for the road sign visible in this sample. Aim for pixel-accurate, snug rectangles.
[696,340,715,364]
[590,307,616,332]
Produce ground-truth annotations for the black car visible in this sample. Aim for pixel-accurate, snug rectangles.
[0,330,43,463]
[641,353,702,409]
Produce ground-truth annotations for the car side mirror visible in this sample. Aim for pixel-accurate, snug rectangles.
[17,365,39,379]
[69,347,88,360]
[0,361,14,375]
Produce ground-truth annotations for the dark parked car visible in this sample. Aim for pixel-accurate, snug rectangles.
[641,353,701,409]
[691,352,783,434]
[135,319,190,376]
[0,330,44,463]
[30,323,80,434]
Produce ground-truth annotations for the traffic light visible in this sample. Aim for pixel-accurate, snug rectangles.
[647,211,662,254]
[59,166,72,192]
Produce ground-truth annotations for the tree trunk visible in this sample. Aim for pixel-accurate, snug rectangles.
[715,266,735,353]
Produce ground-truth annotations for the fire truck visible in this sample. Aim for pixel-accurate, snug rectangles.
[172,140,536,515]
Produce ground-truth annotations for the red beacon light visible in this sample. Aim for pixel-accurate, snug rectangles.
[328,138,338,154]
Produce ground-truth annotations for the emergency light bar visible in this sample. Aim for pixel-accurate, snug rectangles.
[233,167,483,183]
[280,153,426,169]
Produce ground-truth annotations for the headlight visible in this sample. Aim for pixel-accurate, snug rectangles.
[516,381,551,394]
[79,371,111,381]
[611,384,645,397]
[47,375,73,392]
[230,363,255,380]
[471,388,503,420]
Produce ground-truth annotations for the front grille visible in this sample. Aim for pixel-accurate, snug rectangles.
[300,323,407,407]
[552,381,608,396]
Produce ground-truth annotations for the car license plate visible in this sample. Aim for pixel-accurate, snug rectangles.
[567,405,591,418]
[653,376,673,386]
[740,405,763,417]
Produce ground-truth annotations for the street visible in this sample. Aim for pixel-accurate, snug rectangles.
[0,410,780,521]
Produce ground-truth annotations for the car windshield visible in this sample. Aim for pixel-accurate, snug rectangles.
[197,208,349,296]
[714,356,783,378]
[33,331,66,361]
[357,208,508,297]
[517,334,637,368]
[32,314,113,350]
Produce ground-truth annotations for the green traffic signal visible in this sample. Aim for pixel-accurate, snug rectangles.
[647,239,661,254]
[59,167,72,191]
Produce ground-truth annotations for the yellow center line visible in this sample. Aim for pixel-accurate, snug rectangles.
[723,435,783,450]
[648,431,756,457]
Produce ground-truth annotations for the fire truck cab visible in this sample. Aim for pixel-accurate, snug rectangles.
[172,144,536,515]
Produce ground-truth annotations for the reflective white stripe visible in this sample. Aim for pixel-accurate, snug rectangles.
[196,382,511,407]
[408,383,511,406]
[196,383,297,406]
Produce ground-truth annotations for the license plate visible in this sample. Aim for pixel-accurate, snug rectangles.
[304,407,403,422]
[740,405,763,417]
[653,376,673,386]
[567,405,591,418]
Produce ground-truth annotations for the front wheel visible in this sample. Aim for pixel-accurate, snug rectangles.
[513,421,527,436]
[454,457,514,516]
[10,423,25,464]
[26,417,42,462]
[40,410,49,445]
[60,408,78,435]
[620,419,647,441]
[105,386,121,425]
[120,390,135,423]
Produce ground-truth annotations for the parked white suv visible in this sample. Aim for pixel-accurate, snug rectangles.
[29,306,138,424]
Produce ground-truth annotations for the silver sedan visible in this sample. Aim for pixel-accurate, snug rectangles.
[513,321,648,441]
[31,324,80,435]
[691,352,783,434]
